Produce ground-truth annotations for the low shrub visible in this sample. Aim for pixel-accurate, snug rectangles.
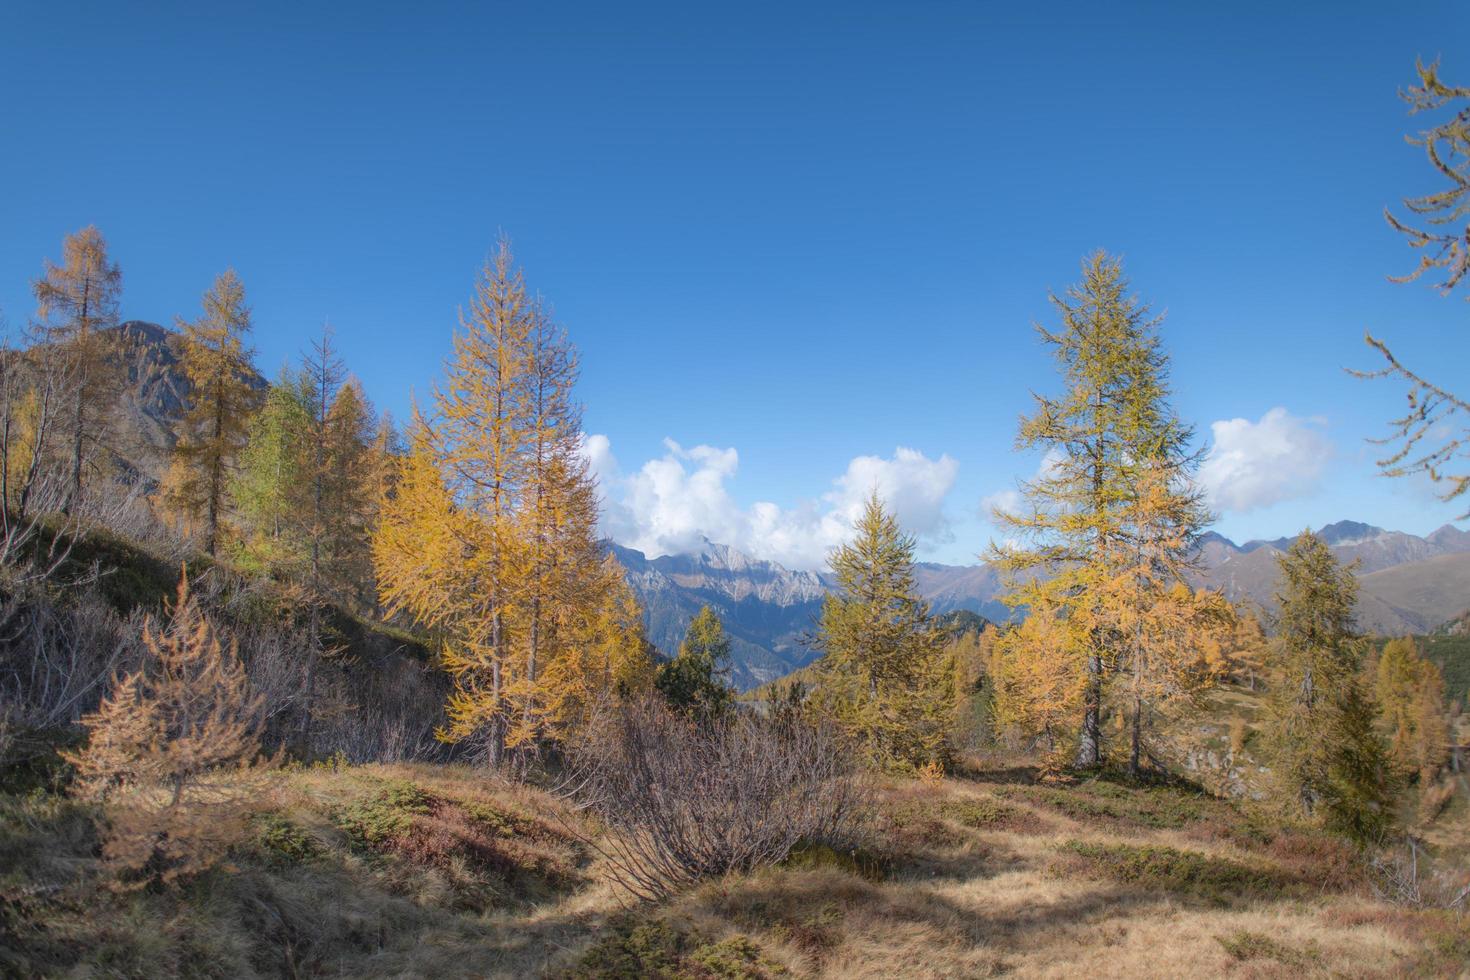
[253,813,319,864]
[1058,841,1294,905]
[556,918,788,980]
[939,796,1018,830]
[780,840,887,881]
[563,696,869,901]
[332,779,431,849]
[1216,929,1321,965]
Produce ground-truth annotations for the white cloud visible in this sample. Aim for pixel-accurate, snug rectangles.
[582,437,959,570]
[979,488,1022,519]
[1198,407,1333,513]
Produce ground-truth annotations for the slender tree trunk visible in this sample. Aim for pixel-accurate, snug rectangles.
[206,378,224,556]
[63,282,91,516]
[1129,694,1143,777]
[488,607,505,768]
[1077,660,1102,768]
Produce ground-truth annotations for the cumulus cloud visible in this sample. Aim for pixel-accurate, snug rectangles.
[1198,407,1333,513]
[581,436,959,570]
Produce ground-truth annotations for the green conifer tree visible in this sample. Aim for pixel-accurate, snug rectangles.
[655,605,734,719]
[231,371,312,574]
[813,491,950,772]
[1267,531,1395,845]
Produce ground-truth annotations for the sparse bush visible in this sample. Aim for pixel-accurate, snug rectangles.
[1369,837,1470,910]
[1228,716,1249,757]
[563,695,869,901]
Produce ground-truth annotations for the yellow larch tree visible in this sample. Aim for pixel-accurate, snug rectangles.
[989,604,1091,767]
[1105,456,1228,776]
[1375,637,1451,781]
[31,225,123,513]
[64,573,270,885]
[989,253,1198,768]
[372,240,647,765]
[166,270,263,555]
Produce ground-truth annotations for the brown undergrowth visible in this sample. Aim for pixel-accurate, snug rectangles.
[2,760,1467,978]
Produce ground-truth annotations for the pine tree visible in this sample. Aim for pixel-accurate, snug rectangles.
[31,225,123,513]
[990,252,1191,768]
[813,491,950,772]
[655,605,735,719]
[64,573,269,884]
[1266,531,1395,844]
[167,270,263,555]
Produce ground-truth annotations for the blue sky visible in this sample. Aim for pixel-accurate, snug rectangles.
[0,1,1464,567]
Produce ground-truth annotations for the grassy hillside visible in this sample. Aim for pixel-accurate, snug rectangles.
[3,761,1466,977]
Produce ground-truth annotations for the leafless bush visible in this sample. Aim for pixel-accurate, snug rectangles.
[1370,836,1470,911]
[0,591,136,768]
[561,694,870,901]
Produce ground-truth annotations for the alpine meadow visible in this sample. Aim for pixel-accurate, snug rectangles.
[3,6,1470,978]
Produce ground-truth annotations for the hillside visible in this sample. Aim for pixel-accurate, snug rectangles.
[1357,553,1470,635]
[4,759,1465,978]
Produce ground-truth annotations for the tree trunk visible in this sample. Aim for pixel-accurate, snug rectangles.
[487,609,506,769]
[1128,694,1143,778]
[1076,656,1102,768]
[299,606,318,757]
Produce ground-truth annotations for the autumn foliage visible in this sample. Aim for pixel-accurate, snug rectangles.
[373,240,652,763]
[64,573,271,885]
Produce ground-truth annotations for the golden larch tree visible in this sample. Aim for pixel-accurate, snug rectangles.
[65,573,270,885]
[990,252,1195,768]
[167,269,262,555]
[31,225,123,513]
[373,239,647,765]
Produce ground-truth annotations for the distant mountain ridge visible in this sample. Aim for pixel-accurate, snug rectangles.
[1193,519,1470,634]
[621,520,1470,690]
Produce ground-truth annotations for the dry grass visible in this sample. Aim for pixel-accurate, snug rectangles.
[3,759,1468,978]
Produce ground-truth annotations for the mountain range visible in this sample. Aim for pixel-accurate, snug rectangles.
[620,520,1470,690]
